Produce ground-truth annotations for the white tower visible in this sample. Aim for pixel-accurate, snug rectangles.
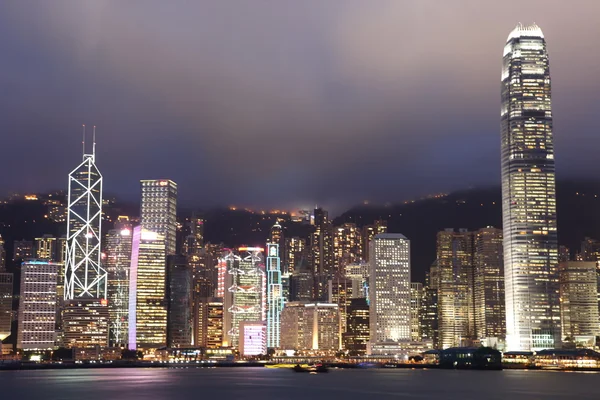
[64,126,106,300]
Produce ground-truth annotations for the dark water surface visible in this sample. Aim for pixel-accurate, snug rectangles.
[1,368,598,399]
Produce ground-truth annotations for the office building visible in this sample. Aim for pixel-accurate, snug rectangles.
[65,132,106,301]
[140,179,178,256]
[104,217,133,347]
[280,302,340,351]
[239,321,267,356]
[342,298,369,355]
[289,258,313,302]
[284,237,306,273]
[63,299,109,349]
[166,255,192,347]
[310,208,334,300]
[501,23,560,351]
[474,227,505,342]
[0,271,12,342]
[421,263,439,347]
[333,223,362,274]
[363,220,387,261]
[345,261,369,299]
[128,227,167,351]
[328,276,353,332]
[0,235,5,270]
[580,238,600,262]
[222,248,265,347]
[194,297,224,348]
[13,240,33,262]
[368,233,411,348]
[182,215,204,256]
[559,262,599,343]
[17,260,59,350]
[266,242,283,348]
[410,282,423,342]
[34,234,64,262]
[437,229,474,349]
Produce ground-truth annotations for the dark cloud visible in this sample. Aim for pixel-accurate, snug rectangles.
[0,1,598,212]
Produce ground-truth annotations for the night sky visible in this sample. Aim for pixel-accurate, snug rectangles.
[1,1,598,212]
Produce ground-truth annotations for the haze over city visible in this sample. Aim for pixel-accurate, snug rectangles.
[1,1,599,210]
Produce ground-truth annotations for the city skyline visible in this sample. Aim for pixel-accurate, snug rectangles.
[1,2,599,212]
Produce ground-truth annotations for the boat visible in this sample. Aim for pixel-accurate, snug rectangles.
[292,364,329,373]
[266,363,308,369]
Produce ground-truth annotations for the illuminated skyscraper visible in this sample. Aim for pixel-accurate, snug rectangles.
[63,299,109,349]
[310,208,333,300]
[222,248,265,347]
[266,241,283,348]
[17,260,59,350]
[421,262,439,347]
[0,272,12,342]
[437,229,474,349]
[474,227,505,343]
[34,234,63,261]
[280,302,340,351]
[183,215,204,256]
[342,298,369,355]
[64,129,105,300]
[368,233,411,348]
[194,297,223,348]
[0,235,6,269]
[345,261,369,299]
[363,220,387,262]
[128,227,167,351]
[501,23,560,351]
[104,217,133,347]
[140,179,177,255]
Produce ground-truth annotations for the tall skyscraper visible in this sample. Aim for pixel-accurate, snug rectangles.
[183,215,204,256]
[368,233,411,348]
[363,220,387,262]
[284,236,306,273]
[194,297,223,348]
[342,297,369,355]
[474,227,505,343]
[128,227,168,351]
[266,241,283,349]
[558,261,599,343]
[17,260,59,350]
[222,248,265,347]
[34,234,61,261]
[0,235,6,269]
[310,208,333,300]
[0,270,12,342]
[140,179,178,256]
[166,255,192,347]
[501,23,560,351]
[64,130,106,300]
[280,302,340,351]
[420,262,439,347]
[104,217,133,347]
[436,229,474,349]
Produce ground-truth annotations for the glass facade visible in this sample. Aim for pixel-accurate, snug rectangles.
[128,227,167,350]
[266,242,283,348]
[140,180,178,256]
[501,23,560,351]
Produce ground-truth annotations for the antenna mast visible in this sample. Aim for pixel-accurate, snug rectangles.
[82,124,86,157]
[92,125,96,158]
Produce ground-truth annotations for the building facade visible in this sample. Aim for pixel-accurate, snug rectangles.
[140,179,178,256]
[104,218,133,347]
[342,298,369,355]
[0,271,13,341]
[166,255,192,347]
[280,302,340,351]
[266,242,283,348]
[410,282,423,342]
[558,261,599,342]
[17,260,59,350]
[368,233,411,347]
[474,227,505,343]
[128,227,168,351]
[194,297,223,348]
[63,299,109,349]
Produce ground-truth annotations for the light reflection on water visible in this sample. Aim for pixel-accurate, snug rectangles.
[1,368,598,400]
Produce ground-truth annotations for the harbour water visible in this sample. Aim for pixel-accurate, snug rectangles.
[1,367,598,399]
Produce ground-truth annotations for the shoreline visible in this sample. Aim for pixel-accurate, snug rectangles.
[1,361,599,373]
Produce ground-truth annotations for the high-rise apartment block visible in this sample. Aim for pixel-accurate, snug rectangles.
[333,223,362,274]
[501,23,560,351]
[128,227,168,351]
[368,233,411,348]
[140,179,178,255]
[17,260,59,350]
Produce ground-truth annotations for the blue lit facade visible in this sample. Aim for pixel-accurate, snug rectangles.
[266,243,284,348]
